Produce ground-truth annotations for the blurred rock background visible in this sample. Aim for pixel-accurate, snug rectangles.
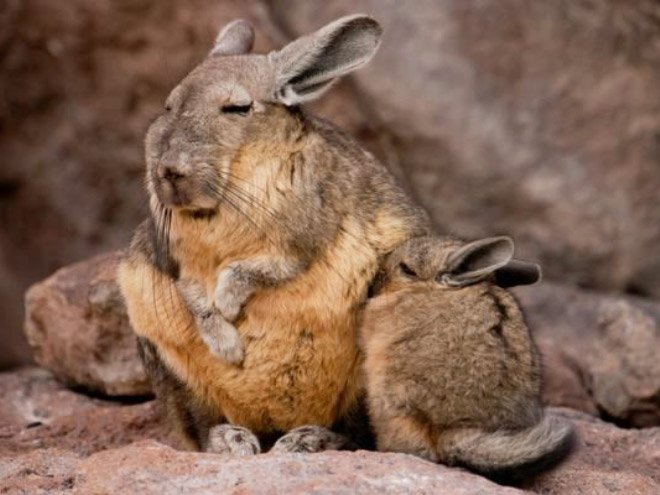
[3,1,660,492]
[1,0,659,370]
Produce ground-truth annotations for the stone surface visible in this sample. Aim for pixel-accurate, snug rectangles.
[270,0,660,297]
[522,408,660,494]
[0,0,280,368]
[2,408,660,494]
[516,283,660,427]
[0,367,175,458]
[1,370,659,494]
[0,442,527,495]
[23,252,149,396]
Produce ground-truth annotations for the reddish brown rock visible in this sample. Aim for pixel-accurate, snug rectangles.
[0,448,80,494]
[270,0,660,299]
[1,369,658,495]
[23,252,150,396]
[3,410,660,494]
[2,441,525,495]
[515,283,660,427]
[522,408,660,494]
[0,0,280,368]
[0,367,175,458]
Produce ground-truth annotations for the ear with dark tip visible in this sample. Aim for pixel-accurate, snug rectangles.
[444,237,514,287]
[269,14,382,105]
[495,260,542,288]
[210,19,255,57]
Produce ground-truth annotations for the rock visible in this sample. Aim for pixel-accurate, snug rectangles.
[522,408,660,494]
[0,0,280,368]
[1,442,525,495]
[23,252,149,396]
[515,283,660,427]
[1,370,658,494]
[0,448,80,494]
[2,409,660,494]
[0,367,175,458]
[270,0,660,298]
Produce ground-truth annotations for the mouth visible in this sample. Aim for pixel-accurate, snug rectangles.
[154,183,188,208]
[185,208,218,220]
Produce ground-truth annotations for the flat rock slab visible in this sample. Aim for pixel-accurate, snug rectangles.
[0,368,175,458]
[2,441,526,495]
[1,369,660,494]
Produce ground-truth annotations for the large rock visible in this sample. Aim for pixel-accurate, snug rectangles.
[1,443,526,495]
[0,0,281,368]
[270,0,660,298]
[0,367,175,458]
[6,1,660,370]
[23,252,149,396]
[522,408,660,494]
[516,283,660,427]
[2,409,660,494]
[1,370,659,494]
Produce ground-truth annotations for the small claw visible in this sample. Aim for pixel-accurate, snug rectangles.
[206,424,260,455]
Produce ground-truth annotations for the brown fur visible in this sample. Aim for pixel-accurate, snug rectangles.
[117,16,430,449]
[360,236,573,480]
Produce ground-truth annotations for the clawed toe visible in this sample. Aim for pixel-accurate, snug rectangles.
[206,424,261,456]
[270,425,354,454]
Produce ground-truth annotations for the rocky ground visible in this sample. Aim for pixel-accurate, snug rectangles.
[1,252,659,494]
[1,368,659,494]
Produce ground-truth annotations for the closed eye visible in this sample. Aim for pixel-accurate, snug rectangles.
[221,103,252,115]
[399,262,417,277]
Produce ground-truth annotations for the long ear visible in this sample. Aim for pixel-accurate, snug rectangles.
[210,19,255,56]
[269,14,382,105]
[495,260,542,288]
[444,237,514,287]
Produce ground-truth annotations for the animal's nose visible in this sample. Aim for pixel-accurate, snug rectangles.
[162,165,185,183]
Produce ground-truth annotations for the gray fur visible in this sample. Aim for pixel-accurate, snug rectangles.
[206,424,261,455]
[176,278,244,364]
[211,19,255,57]
[360,236,573,480]
[124,14,429,453]
[270,14,383,105]
[270,425,354,453]
[443,236,514,287]
[214,256,302,322]
[443,415,574,477]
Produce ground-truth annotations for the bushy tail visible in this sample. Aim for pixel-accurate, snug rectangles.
[440,414,575,483]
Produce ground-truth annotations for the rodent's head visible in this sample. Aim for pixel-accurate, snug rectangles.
[375,236,541,294]
[145,15,382,213]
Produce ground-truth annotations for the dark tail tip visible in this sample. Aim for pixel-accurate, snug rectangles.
[486,426,577,486]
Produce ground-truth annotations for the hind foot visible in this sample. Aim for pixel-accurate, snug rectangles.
[206,424,260,456]
[270,425,354,453]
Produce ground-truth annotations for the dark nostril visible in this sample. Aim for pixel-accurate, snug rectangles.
[162,166,184,182]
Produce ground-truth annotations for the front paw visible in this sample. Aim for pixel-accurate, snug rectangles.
[206,424,261,456]
[175,278,211,316]
[199,315,245,365]
[214,267,252,322]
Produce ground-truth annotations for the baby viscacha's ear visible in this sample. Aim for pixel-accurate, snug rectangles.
[268,14,382,105]
[443,237,514,287]
[494,259,542,288]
